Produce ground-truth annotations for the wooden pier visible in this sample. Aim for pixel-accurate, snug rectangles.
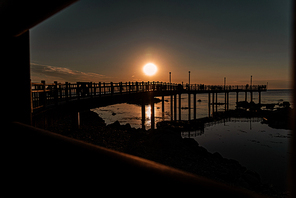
[31,81,267,129]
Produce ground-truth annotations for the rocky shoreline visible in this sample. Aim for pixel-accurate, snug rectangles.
[40,110,287,197]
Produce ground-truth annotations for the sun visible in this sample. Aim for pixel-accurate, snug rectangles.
[143,63,157,76]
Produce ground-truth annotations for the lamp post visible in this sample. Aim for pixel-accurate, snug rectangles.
[224,77,226,90]
[188,71,191,120]
[169,72,171,90]
[189,71,191,89]
[250,75,253,102]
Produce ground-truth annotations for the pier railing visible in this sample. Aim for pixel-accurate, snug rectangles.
[31,81,267,111]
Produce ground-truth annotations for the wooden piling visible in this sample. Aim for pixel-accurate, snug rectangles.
[69,82,72,98]
[174,94,177,121]
[129,81,131,93]
[212,92,214,115]
[194,93,196,120]
[188,93,191,120]
[111,82,114,95]
[54,81,58,105]
[65,82,69,101]
[208,92,211,117]
[227,92,229,111]
[141,95,145,130]
[236,91,239,109]
[93,82,96,96]
[171,94,173,121]
[89,82,93,97]
[179,93,182,121]
[162,95,164,115]
[103,82,106,95]
[225,92,227,111]
[215,92,218,113]
[41,80,46,108]
[151,94,155,130]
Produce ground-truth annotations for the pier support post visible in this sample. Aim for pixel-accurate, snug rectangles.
[215,92,218,113]
[188,93,191,120]
[236,92,239,109]
[174,94,177,121]
[208,93,211,117]
[104,82,106,95]
[151,95,155,130]
[228,92,230,110]
[179,93,182,121]
[141,94,145,130]
[110,82,114,96]
[162,95,164,120]
[193,93,196,120]
[225,92,227,112]
[245,91,247,102]
[54,81,58,105]
[65,82,69,102]
[259,91,261,104]
[93,82,96,97]
[212,92,215,116]
[120,82,122,95]
[41,80,47,108]
[171,94,173,121]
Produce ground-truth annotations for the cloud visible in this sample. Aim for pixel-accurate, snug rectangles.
[31,63,109,83]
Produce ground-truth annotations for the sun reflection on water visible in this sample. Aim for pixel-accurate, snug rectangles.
[146,105,151,120]
[145,105,151,127]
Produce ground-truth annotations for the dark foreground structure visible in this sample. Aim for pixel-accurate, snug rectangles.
[1,1,295,197]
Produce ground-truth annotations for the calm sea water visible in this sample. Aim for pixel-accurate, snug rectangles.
[91,89,292,129]
[182,118,291,191]
[91,89,292,191]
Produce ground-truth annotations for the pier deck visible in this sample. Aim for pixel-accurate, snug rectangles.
[31,81,266,110]
[31,81,267,130]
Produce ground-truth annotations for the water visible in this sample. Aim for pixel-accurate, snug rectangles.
[182,118,291,191]
[91,89,292,191]
[91,89,292,129]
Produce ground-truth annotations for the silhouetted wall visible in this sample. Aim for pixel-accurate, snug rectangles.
[2,31,31,124]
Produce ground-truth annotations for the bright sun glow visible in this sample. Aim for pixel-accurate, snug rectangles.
[143,63,157,76]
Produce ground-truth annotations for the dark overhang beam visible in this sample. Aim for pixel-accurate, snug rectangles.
[0,0,78,37]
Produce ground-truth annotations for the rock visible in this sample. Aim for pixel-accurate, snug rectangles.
[122,123,131,130]
[80,110,106,126]
[212,152,223,159]
[241,170,262,190]
[107,120,121,128]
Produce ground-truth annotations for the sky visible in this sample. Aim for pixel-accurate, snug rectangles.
[30,0,292,89]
